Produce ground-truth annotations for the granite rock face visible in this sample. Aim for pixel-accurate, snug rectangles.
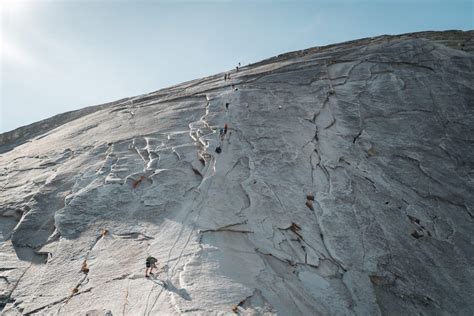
[0,30,473,315]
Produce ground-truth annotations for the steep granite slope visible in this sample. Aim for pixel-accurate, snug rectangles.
[1,30,473,315]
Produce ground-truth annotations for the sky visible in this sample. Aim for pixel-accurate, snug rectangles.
[0,0,472,133]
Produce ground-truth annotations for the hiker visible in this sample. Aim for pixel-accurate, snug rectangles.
[224,124,228,134]
[224,73,227,81]
[236,66,239,72]
[145,256,158,277]
[225,102,229,111]
[238,62,241,67]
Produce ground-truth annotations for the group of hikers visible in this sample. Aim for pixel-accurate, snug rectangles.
[216,122,229,154]
[144,64,244,280]
[144,109,232,273]
[217,63,241,154]
[223,62,241,81]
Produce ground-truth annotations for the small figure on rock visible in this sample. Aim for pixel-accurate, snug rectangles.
[225,102,229,111]
[145,256,158,277]
[215,146,222,154]
[224,123,228,134]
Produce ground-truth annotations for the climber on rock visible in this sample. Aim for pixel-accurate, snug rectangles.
[145,256,158,277]
[224,124,228,134]
[225,102,229,111]
[219,128,225,141]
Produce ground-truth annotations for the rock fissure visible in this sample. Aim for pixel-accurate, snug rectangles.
[1,30,473,315]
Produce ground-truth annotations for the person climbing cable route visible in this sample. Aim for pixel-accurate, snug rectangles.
[145,256,158,277]
[224,123,228,135]
[225,102,229,111]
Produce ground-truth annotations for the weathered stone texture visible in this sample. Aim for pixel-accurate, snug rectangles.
[0,30,473,315]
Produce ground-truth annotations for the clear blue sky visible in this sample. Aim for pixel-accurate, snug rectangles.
[1,0,472,133]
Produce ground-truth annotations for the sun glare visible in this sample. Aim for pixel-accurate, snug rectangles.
[1,0,36,66]
[0,0,30,13]
[1,37,33,65]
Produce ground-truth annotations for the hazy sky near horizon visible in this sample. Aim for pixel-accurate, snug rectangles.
[1,0,472,133]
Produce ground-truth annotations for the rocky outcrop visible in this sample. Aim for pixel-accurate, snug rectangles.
[0,30,473,315]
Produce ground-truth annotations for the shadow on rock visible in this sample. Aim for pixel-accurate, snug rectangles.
[149,278,191,301]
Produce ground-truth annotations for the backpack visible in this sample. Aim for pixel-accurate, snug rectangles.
[146,256,157,264]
